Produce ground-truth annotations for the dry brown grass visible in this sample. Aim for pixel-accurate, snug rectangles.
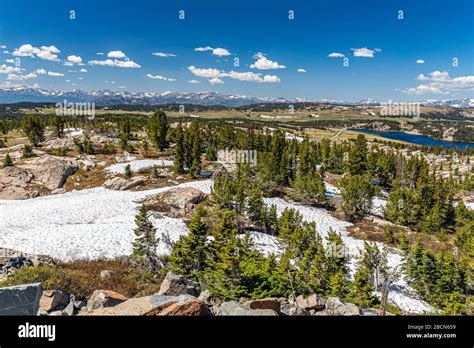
[0,258,163,300]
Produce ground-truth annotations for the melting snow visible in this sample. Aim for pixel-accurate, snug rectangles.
[106,159,174,174]
[0,178,434,313]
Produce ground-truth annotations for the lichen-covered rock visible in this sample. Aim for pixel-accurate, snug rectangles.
[87,289,128,312]
[143,187,207,218]
[157,271,199,297]
[0,283,43,316]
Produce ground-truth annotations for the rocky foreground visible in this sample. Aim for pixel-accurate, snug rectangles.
[0,271,387,316]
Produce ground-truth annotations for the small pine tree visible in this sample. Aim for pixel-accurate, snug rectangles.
[147,110,169,151]
[204,211,245,299]
[169,207,209,281]
[328,270,350,299]
[21,114,45,146]
[22,145,34,159]
[173,122,185,174]
[247,184,265,227]
[152,165,159,179]
[124,164,132,179]
[384,226,396,244]
[340,174,375,220]
[3,153,13,167]
[190,125,202,177]
[49,114,65,138]
[348,264,379,308]
[132,205,161,273]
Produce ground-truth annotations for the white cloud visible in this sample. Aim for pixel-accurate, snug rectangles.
[328,52,345,58]
[97,52,104,56]
[47,71,64,77]
[351,47,377,58]
[404,71,474,95]
[262,75,280,83]
[188,65,280,84]
[78,77,83,80]
[5,59,15,64]
[225,71,262,82]
[7,72,38,80]
[224,71,280,83]
[188,65,223,78]
[250,52,285,69]
[0,45,6,49]
[146,73,176,81]
[416,59,425,64]
[212,48,231,57]
[107,50,126,59]
[209,77,224,84]
[79,68,88,73]
[297,68,306,73]
[88,59,141,68]
[12,44,60,61]
[152,52,176,57]
[35,68,47,75]
[64,55,84,66]
[0,64,22,74]
[188,80,201,84]
[405,84,445,95]
[194,46,231,57]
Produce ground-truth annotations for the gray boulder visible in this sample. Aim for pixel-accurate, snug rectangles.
[219,301,278,316]
[103,176,145,191]
[19,155,79,190]
[244,298,281,313]
[0,283,43,315]
[323,297,361,316]
[39,289,70,312]
[143,187,207,218]
[87,289,128,312]
[157,271,199,297]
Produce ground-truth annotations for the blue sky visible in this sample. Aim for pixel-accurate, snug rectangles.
[0,0,473,101]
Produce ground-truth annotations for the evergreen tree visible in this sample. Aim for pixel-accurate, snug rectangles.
[347,134,368,175]
[132,205,161,273]
[340,174,375,220]
[204,211,245,299]
[173,122,185,174]
[49,114,65,138]
[3,153,13,167]
[212,174,235,209]
[190,124,202,177]
[348,264,379,308]
[247,184,265,227]
[124,164,132,179]
[21,115,45,146]
[169,208,209,281]
[292,168,327,206]
[328,271,350,299]
[22,145,34,159]
[147,110,169,151]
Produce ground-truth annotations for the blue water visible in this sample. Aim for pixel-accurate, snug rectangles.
[349,128,474,150]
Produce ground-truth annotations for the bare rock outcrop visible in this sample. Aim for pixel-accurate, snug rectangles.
[143,187,207,218]
[102,176,145,191]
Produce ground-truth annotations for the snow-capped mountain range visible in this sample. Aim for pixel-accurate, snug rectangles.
[0,87,473,108]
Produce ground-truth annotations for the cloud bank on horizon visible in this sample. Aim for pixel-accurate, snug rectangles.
[0,0,472,102]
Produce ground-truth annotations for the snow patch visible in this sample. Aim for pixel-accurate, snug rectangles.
[106,159,173,174]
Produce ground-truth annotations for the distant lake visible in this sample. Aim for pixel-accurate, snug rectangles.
[349,128,474,150]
